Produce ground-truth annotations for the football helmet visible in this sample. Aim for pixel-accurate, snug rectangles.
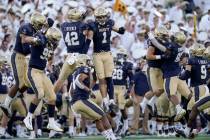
[190,43,206,57]
[94,7,109,25]
[204,46,210,59]
[173,32,186,45]
[77,54,91,67]
[67,8,83,21]
[154,26,169,41]
[116,48,127,65]
[46,27,62,43]
[30,12,47,31]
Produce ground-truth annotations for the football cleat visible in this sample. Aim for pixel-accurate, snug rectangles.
[47,122,63,132]
[29,131,36,139]
[174,108,186,121]
[0,104,12,117]
[23,116,33,131]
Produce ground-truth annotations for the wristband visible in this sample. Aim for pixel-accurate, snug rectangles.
[155,55,161,60]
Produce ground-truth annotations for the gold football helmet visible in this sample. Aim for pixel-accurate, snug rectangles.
[190,43,206,56]
[154,26,169,41]
[46,27,62,42]
[77,54,91,67]
[67,8,83,21]
[94,7,109,25]
[31,12,47,31]
[204,46,210,59]
[117,48,128,56]
[173,32,186,45]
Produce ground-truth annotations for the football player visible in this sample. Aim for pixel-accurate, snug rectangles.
[177,43,209,138]
[149,31,192,121]
[23,27,63,132]
[140,26,169,113]
[0,12,47,117]
[87,7,125,111]
[112,48,133,135]
[0,58,29,138]
[54,8,91,95]
[70,54,119,140]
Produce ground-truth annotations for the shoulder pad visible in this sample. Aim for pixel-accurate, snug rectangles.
[187,57,196,65]
[88,22,96,31]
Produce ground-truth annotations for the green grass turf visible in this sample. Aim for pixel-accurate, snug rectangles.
[12,135,210,140]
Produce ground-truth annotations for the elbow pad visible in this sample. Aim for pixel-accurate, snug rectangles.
[118,27,125,34]
[179,70,191,80]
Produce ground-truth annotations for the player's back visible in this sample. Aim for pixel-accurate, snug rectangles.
[61,21,87,54]
[14,23,35,55]
[188,56,208,87]
[71,66,91,103]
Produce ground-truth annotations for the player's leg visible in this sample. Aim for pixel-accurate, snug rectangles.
[11,98,29,138]
[72,99,118,139]
[24,68,43,130]
[0,53,27,116]
[164,77,185,121]
[54,56,76,94]
[93,54,108,108]
[177,78,192,100]
[130,93,142,134]
[104,52,115,102]
[185,89,210,137]
[117,86,128,135]
[44,75,63,132]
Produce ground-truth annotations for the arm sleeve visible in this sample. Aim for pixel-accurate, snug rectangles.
[149,38,167,52]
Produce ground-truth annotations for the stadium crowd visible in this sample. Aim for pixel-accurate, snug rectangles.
[0,0,209,139]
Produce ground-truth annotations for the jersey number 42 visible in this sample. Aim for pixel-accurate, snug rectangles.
[65,31,79,46]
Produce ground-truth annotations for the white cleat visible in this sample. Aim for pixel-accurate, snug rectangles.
[23,116,33,131]
[37,129,42,137]
[29,131,36,139]
[47,122,63,132]
[174,109,186,121]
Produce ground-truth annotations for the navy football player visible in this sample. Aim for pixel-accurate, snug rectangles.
[177,43,209,138]
[54,8,91,95]
[87,7,125,111]
[70,54,119,140]
[140,26,169,113]
[23,27,63,132]
[149,31,192,121]
[0,12,47,117]
[112,48,133,135]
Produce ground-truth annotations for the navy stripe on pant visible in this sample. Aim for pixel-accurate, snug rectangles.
[194,86,200,102]
[82,100,104,116]
[165,78,170,97]
[147,67,152,91]
[195,96,210,110]
[11,52,19,87]
[27,68,39,97]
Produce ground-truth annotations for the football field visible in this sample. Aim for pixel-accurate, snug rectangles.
[12,135,210,140]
